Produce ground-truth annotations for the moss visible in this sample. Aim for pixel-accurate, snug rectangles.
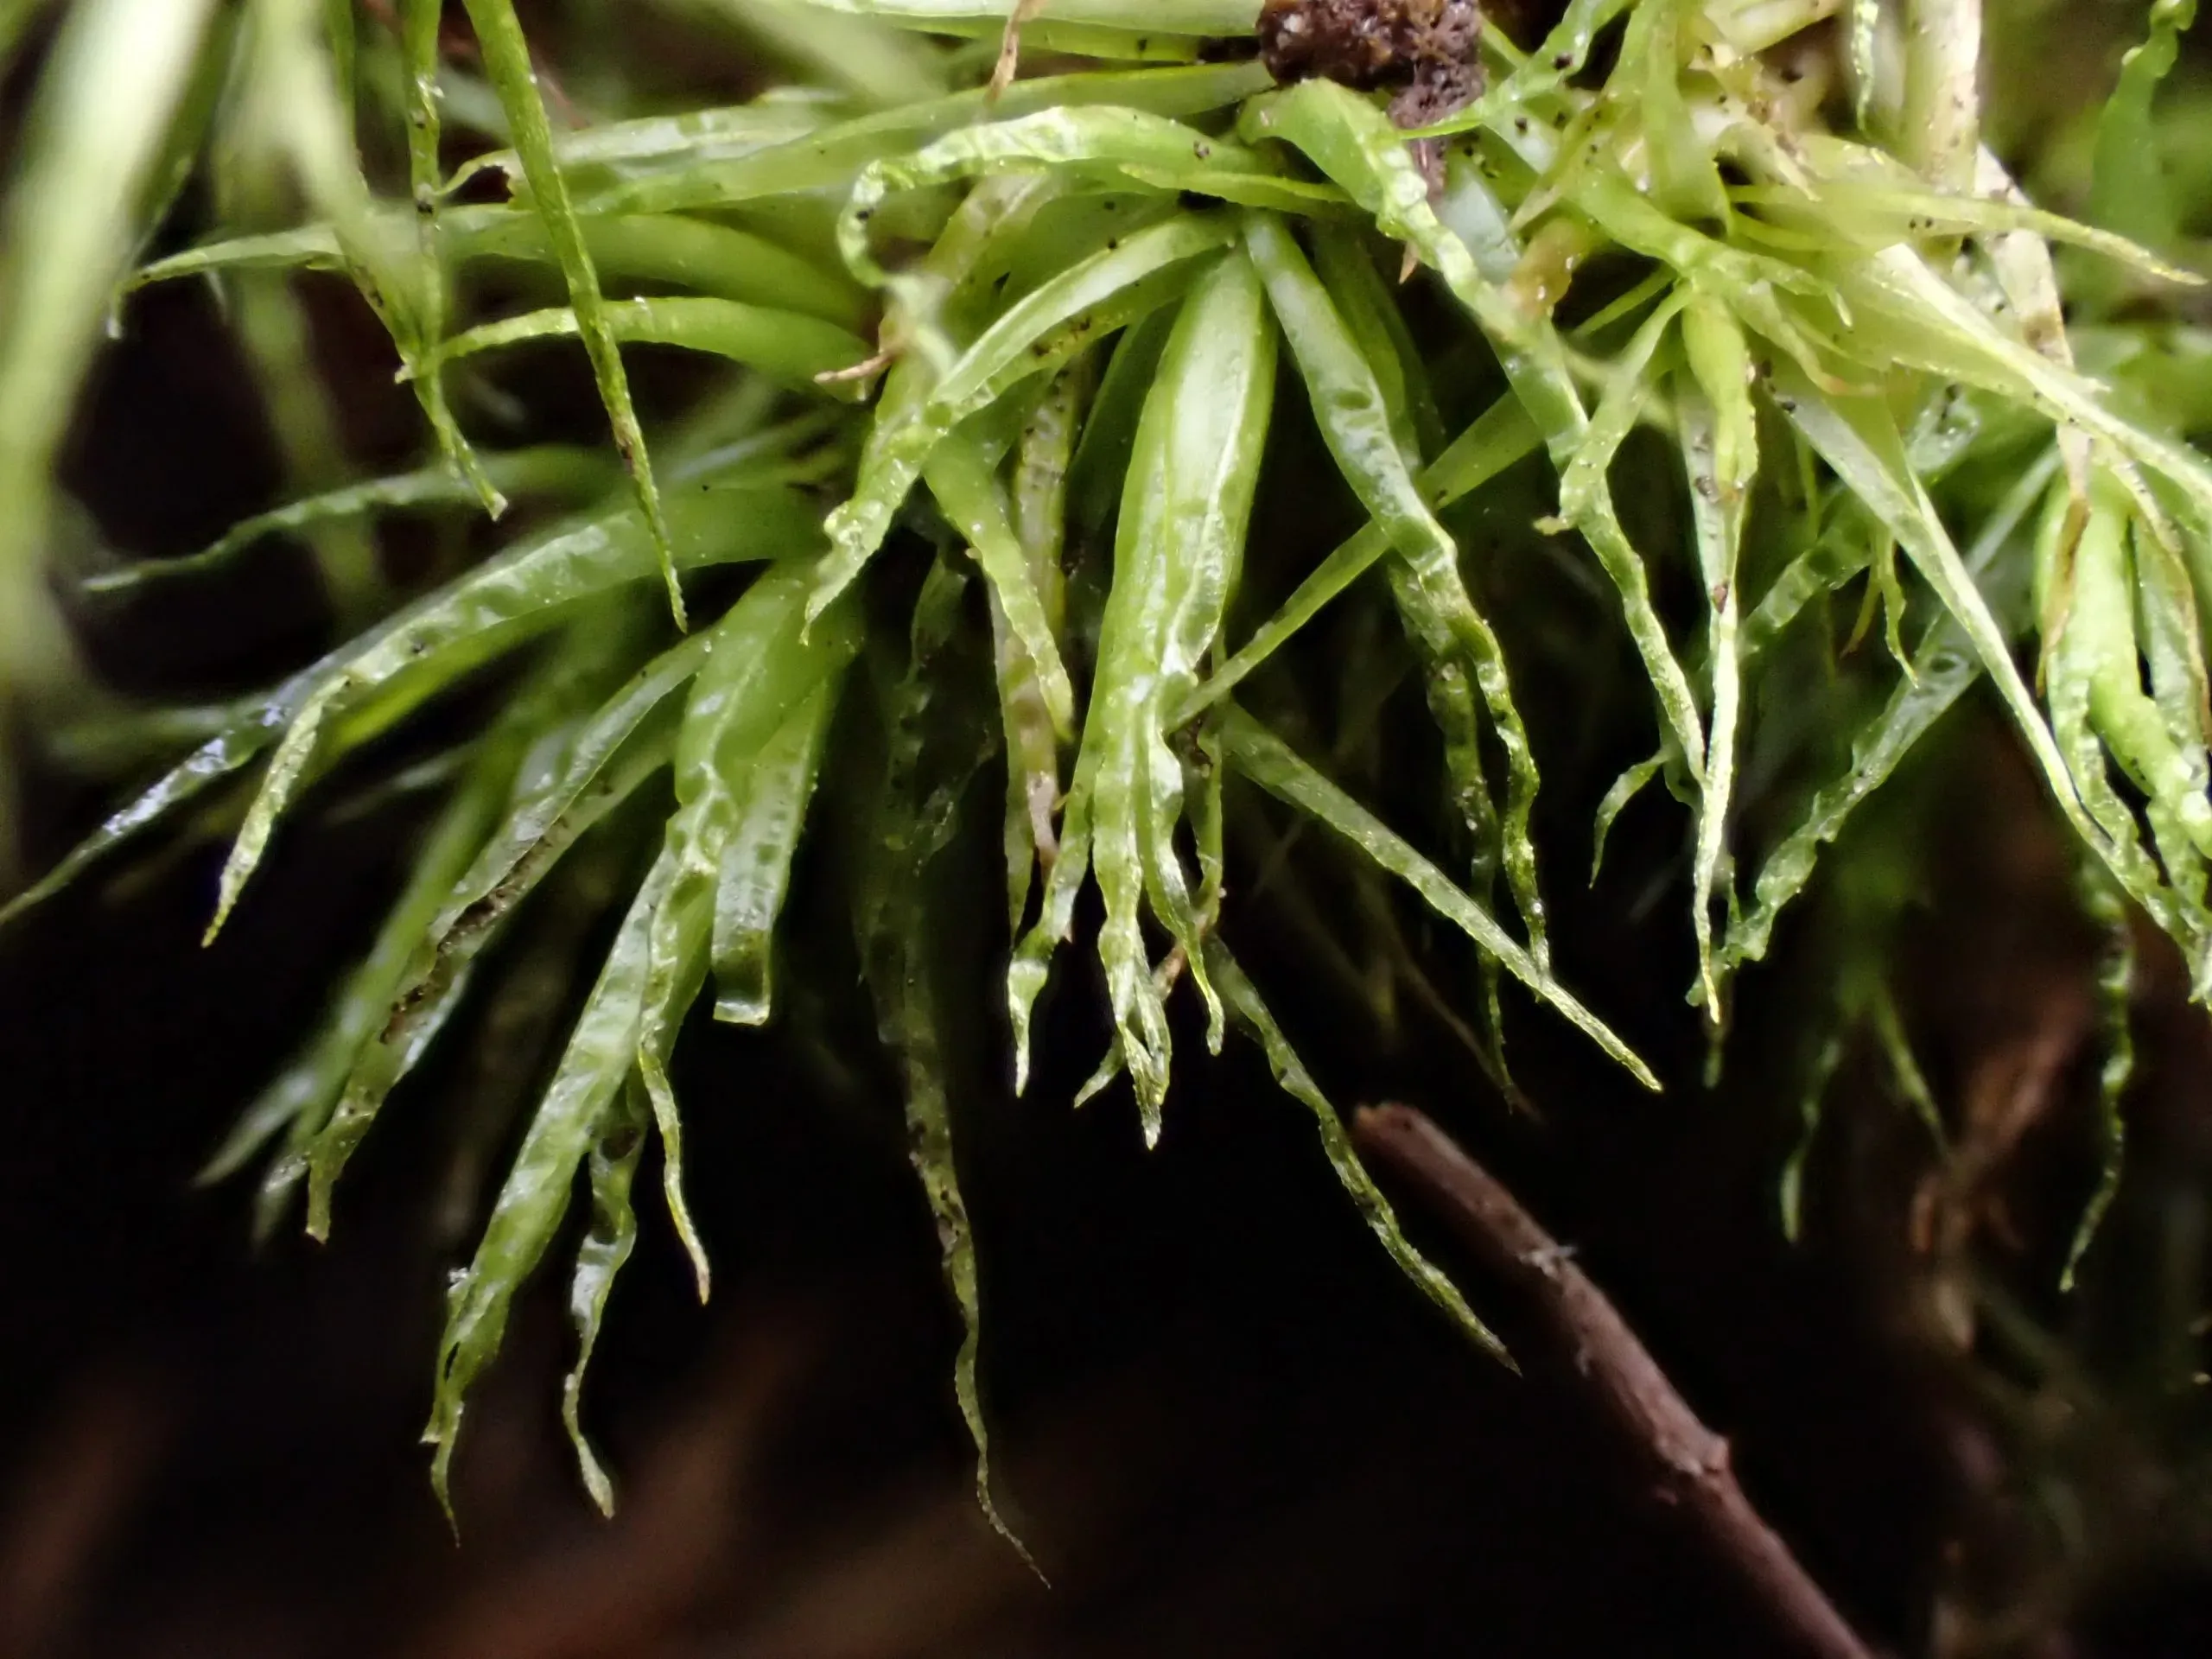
[3,0,2209,1540]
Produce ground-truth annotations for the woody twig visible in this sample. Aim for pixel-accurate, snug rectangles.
[1351,1102,1879,1659]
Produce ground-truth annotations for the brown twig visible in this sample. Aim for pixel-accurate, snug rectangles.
[989,0,1049,99]
[1351,1102,1881,1659]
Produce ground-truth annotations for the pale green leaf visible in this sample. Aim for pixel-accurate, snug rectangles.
[1218,705,1657,1090]
[458,0,681,620]
[1206,939,1508,1363]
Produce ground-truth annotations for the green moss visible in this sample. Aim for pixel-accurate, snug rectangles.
[4,0,2209,1538]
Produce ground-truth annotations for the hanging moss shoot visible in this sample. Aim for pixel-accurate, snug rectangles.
[5,0,2212,1650]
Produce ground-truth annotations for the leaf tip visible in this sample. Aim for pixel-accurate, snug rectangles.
[660,563,690,632]
[639,1052,711,1302]
[564,1382,620,1517]
[429,1437,462,1541]
[978,1477,1049,1585]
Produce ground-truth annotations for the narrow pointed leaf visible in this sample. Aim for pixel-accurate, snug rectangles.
[1206,940,1509,1363]
[1008,251,1274,1130]
[838,105,1339,289]
[459,0,682,620]
[398,0,503,513]
[1245,209,1547,963]
[2062,864,2136,1291]
[442,206,868,327]
[428,841,686,1519]
[812,210,1233,622]
[563,1077,651,1515]
[711,685,836,1024]
[86,447,616,594]
[1185,392,1543,719]
[202,460,821,936]
[859,552,1036,1568]
[639,564,862,1297]
[585,61,1273,217]
[1724,448,2059,970]
[1218,705,1657,1090]
[305,634,707,1225]
[925,433,1076,737]
[200,731,522,1196]
[423,295,874,394]
[995,358,1087,926]
[1245,83,1707,779]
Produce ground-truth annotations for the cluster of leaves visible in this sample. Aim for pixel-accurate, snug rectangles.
[3,0,2209,1541]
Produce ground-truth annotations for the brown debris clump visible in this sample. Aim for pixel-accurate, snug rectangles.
[1255,0,1486,130]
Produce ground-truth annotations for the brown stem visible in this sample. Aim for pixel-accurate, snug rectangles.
[1351,1102,1880,1659]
